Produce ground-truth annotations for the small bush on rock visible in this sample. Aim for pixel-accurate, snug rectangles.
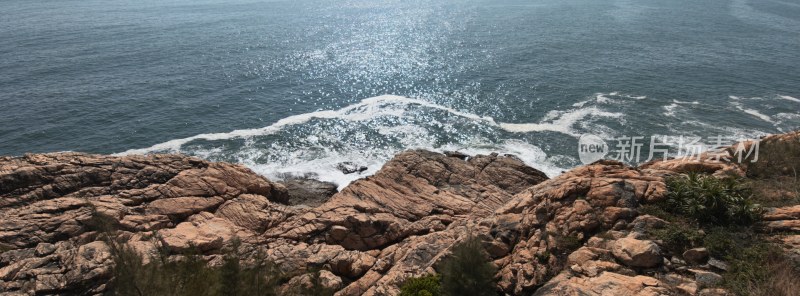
[107,239,284,296]
[702,227,739,258]
[722,242,800,296]
[664,173,762,225]
[650,223,702,254]
[439,237,498,296]
[554,234,582,254]
[399,274,440,296]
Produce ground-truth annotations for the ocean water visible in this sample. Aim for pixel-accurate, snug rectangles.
[2,0,799,187]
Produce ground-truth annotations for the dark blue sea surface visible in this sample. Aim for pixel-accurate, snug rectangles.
[2,0,799,185]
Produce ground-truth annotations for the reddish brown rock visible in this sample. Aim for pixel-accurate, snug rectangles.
[3,135,794,296]
[533,271,668,296]
[0,150,550,295]
[0,153,284,294]
[611,238,662,268]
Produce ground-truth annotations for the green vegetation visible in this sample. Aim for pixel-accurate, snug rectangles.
[87,207,329,296]
[438,237,498,296]
[649,223,703,254]
[553,233,582,255]
[401,237,498,296]
[643,169,800,296]
[107,239,286,296]
[664,173,762,225]
[700,228,799,296]
[399,274,440,296]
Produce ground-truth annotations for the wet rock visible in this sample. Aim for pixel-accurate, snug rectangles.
[443,150,469,160]
[335,162,368,175]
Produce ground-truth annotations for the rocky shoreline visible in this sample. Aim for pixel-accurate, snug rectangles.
[1,132,799,295]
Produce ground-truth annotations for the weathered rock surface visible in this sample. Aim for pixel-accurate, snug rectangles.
[611,238,662,268]
[1,131,797,296]
[683,248,709,264]
[0,150,549,295]
[533,271,668,296]
[278,178,338,207]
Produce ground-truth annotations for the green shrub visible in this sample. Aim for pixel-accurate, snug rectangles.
[399,274,440,296]
[721,243,799,296]
[664,173,762,225]
[650,223,702,254]
[695,227,800,296]
[106,239,284,296]
[702,228,739,258]
[439,237,497,296]
[554,234,582,254]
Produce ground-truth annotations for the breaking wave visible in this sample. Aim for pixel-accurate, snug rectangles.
[118,94,628,188]
[118,92,798,188]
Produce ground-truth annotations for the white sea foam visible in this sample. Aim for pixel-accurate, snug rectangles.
[672,99,699,105]
[778,95,800,103]
[776,113,800,120]
[248,150,387,191]
[119,94,620,188]
[621,94,646,100]
[119,95,496,155]
[120,94,623,155]
[663,103,679,117]
[243,139,568,191]
[499,107,623,136]
[114,92,792,189]
[731,102,774,123]
[596,94,613,104]
[572,92,646,108]
[437,140,567,177]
